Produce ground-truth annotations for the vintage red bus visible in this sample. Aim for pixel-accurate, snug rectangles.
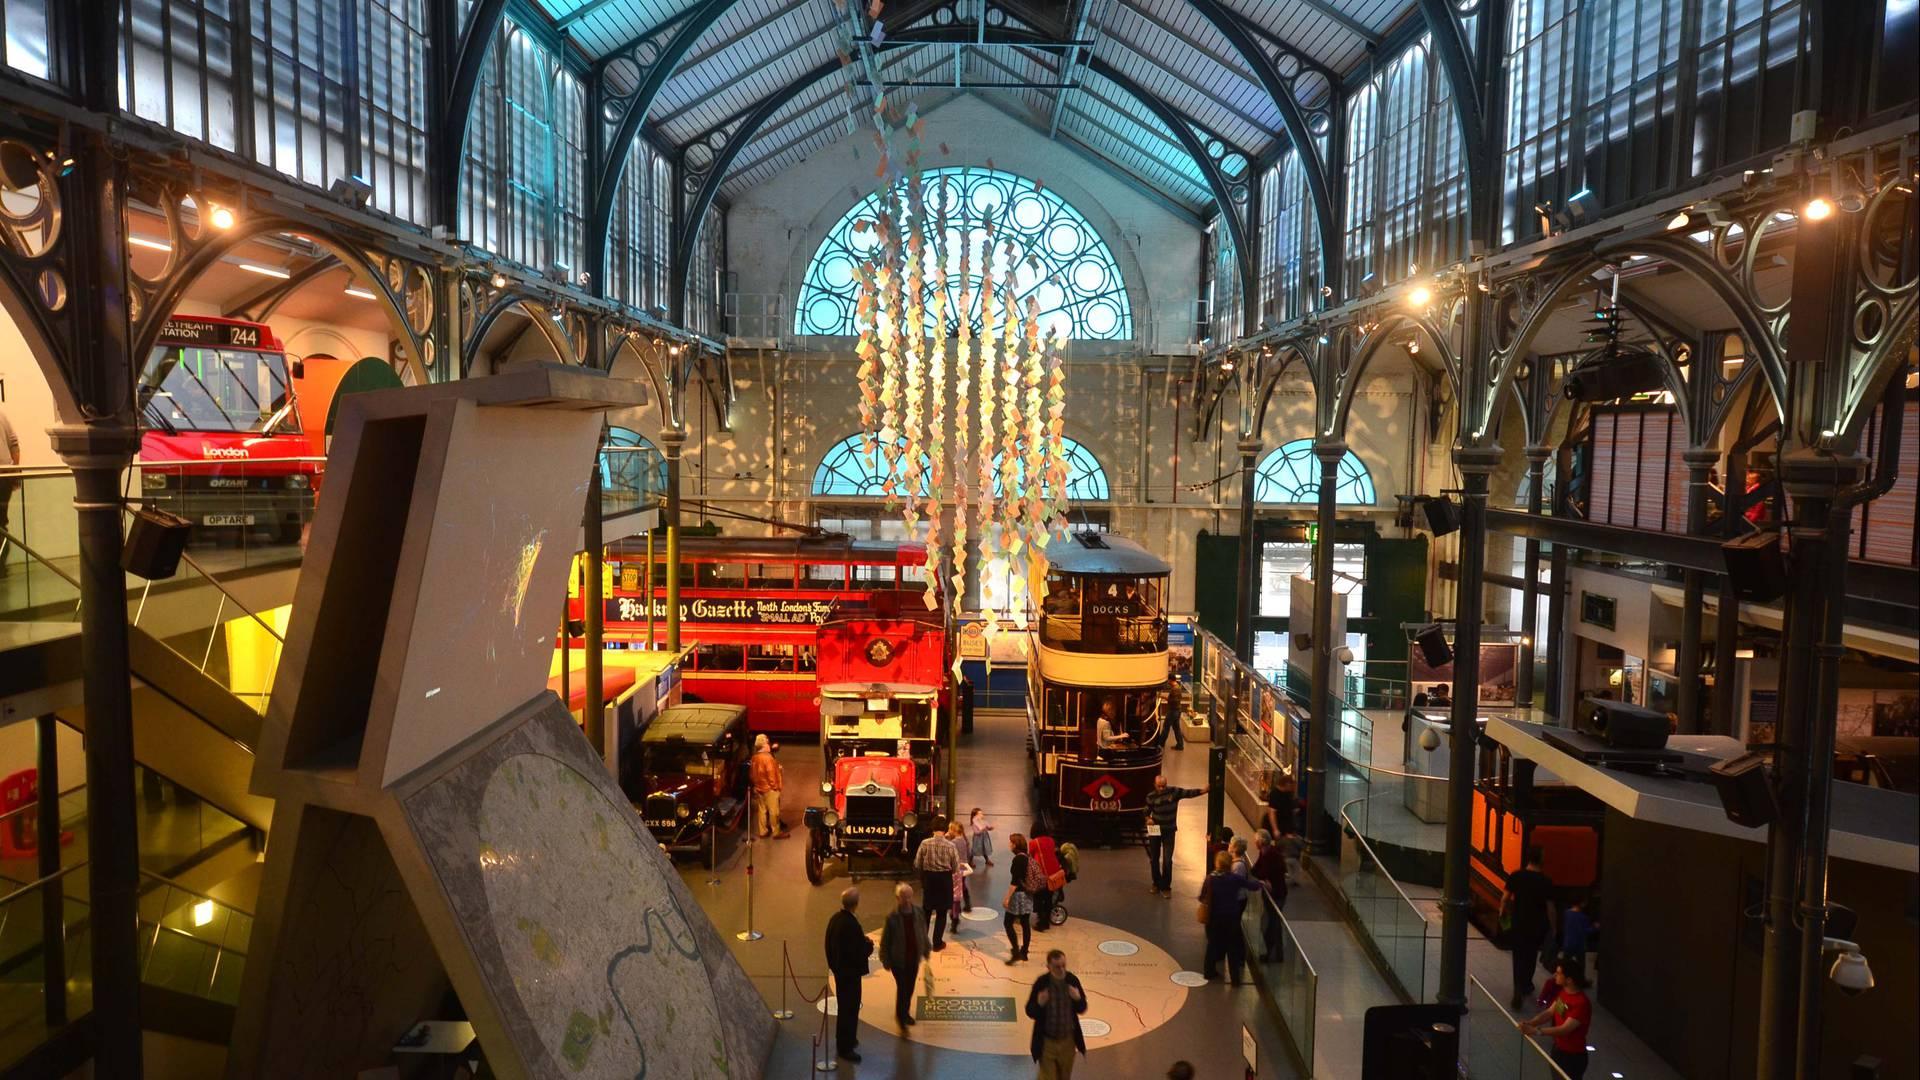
[573,536,947,735]
[135,315,322,541]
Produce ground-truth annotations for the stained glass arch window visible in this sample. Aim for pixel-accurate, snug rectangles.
[1254,439,1377,505]
[795,167,1133,340]
[812,433,1111,501]
[600,427,667,500]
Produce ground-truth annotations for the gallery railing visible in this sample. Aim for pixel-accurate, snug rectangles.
[1335,786,1440,1004]
[1464,973,1577,1080]
[1242,883,1319,1076]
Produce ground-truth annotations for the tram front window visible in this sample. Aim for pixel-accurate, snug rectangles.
[1042,575,1165,653]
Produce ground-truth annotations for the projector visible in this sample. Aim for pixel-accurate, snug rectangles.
[1573,696,1671,750]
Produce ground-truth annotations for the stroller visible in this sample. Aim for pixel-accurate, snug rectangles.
[1049,842,1081,925]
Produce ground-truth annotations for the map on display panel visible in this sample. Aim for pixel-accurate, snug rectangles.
[226,368,774,1080]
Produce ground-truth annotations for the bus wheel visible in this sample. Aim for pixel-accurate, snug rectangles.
[805,830,826,885]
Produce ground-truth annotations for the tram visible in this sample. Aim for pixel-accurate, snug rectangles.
[1026,532,1172,839]
[804,595,948,884]
[577,536,945,734]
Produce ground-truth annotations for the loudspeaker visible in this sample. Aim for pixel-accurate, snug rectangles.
[1414,625,1453,668]
[1421,495,1460,537]
[1574,696,1670,750]
[120,508,192,580]
[1722,532,1788,602]
[1708,751,1776,827]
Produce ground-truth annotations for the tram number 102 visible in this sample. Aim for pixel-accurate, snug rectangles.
[1087,798,1123,811]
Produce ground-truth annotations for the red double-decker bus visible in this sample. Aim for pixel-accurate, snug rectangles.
[574,536,946,735]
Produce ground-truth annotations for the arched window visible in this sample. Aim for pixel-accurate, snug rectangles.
[1254,439,1377,505]
[811,433,1111,501]
[794,166,1132,340]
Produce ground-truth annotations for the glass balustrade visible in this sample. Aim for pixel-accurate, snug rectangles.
[134,872,251,1007]
[1464,973,1576,1080]
[1241,886,1319,1073]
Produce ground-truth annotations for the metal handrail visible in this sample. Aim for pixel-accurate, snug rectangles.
[120,506,287,646]
[0,523,82,590]
[0,862,85,909]
[1338,790,1434,922]
[137,868,255,919]
[1467,973,1577,1080]
[0,784,84,827]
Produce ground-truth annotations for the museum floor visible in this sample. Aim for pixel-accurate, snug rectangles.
[679,710,1314,1079]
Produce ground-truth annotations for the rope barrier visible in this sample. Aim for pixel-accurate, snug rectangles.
[777,940,840,1072]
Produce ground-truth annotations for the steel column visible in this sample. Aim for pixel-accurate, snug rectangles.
[35,713,65,1029]
[1306,442,1344,852]
[585,456,606,759]
[1233,438,1262,661]
[1675,449,1719,732]
[51,424,144,1077]
[1438,448,1499,1007]
[1516,447,1549,708]
[661,430,686,652]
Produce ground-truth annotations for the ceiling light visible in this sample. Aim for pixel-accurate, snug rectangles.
[1407,340,1421,355]
[490,271,508,288]
[1407,284,1433,308]
[1734,647,1755,659]
[1803,196,1834,222]
[1666,210,1690,231]
[208,205,236,230]
[344,285,378,300]
[129,235,172,252]
[191,899,214,927]
[239,263,291,279]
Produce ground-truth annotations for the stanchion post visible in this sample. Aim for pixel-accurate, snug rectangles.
[736,832,763,941]
[706,824,721,887]
[773,942,795,1019]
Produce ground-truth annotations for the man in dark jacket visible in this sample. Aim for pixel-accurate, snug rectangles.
[1024,948,1088,1078]
[824,886,874,1061]
[878,882,929,1028]
[1142,774,1208,895]
[1250,829,1290,962]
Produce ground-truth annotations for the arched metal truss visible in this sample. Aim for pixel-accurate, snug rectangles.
[668,18,1265,326]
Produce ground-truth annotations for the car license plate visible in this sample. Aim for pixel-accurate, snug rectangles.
[203,514,255,526]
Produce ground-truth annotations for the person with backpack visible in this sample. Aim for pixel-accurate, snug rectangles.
[1003,833,1036,962]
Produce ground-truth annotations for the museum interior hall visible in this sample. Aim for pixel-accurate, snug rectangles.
[0,0,1912,1078]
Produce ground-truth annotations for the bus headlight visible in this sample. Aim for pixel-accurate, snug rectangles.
[822,810,839,828]
[142,472,169,490]
[821,781,835,795]
[916,782,928,794]
[676,804,691,819]
[900,811,918,831]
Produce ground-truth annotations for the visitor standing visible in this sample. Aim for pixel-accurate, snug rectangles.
[1200,850,1262,984]
[879,882,928,1028]
[914,820,960,950]
[1250,828,1290,962]
[1024,948,1088,1080]
[969,806,995,866]
[1164,676,1187,749]
[823,887,873,1062]
[946,820,973,918]
[1003,833,1034,963]
[0,405,17,577]
[1520,959,1593,1079]
[1143,774,1208,896]
[1502,847,1558,1009]
[748,735,788,839]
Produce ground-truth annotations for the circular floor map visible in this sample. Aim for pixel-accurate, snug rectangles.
[846,916,1189,1055]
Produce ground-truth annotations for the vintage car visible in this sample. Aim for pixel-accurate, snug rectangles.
[621,702,752,866]
[804,749,934,885]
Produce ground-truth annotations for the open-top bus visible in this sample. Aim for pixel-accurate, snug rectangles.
[1026,532,1172,839]
[578,536,944,735]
